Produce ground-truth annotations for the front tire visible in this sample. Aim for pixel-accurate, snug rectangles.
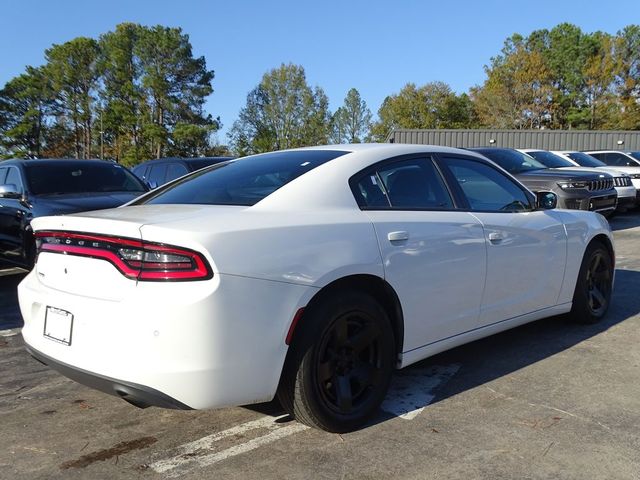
[570,241,613,324]
[277,292,395,433]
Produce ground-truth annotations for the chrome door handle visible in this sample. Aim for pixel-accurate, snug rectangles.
[488,232,504,243]
[388,231,409,242]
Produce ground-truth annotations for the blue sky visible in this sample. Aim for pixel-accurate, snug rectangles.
[0,0,636,142]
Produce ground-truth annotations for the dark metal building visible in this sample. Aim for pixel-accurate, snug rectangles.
[388,129,640,151]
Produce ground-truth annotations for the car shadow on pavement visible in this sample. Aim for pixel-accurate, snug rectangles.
[0,272,26,330]
[377,268,640,422]
[609,211,640,231]
[246,270,640,431]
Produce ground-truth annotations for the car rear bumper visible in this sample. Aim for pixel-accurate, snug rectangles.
[26,344,192,409]
[18,269,313,410]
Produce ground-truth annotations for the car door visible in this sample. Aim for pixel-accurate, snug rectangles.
[438,156,567,327]
[353,155,487,351]
[0,166,31,266]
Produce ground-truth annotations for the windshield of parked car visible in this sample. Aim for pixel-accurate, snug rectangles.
[628,152,640,162]
[25,162,147,195]
[526,150,574,168]
[137,150,349,206]
[565,152,607,168]
[472,149,547,174]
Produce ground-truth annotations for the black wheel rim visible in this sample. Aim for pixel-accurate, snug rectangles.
[585,251,611,317]
[315,312,384,415]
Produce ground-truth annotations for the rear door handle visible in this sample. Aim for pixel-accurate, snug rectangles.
[388,231,409,242]
[488,232,504,243]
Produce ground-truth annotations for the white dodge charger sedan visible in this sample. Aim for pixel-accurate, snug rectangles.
[18,144,614,432]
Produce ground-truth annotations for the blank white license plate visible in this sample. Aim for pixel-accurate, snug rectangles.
[44,307,74,345]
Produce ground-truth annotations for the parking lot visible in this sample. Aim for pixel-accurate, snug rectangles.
[0,214,639,480]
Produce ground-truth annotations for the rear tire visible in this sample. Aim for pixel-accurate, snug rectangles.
[569,241,613,324]
[277,292,395,433]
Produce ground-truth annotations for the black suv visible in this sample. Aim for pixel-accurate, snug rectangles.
[0,159,148,269]
[470,148,617,214]
[132,157,234,188]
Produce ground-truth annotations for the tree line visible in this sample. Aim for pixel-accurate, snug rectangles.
[0,23,219,164]
[1,22,639,162]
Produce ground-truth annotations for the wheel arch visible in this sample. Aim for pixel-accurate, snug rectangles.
[285,274,404,366]
[589,233,614,265]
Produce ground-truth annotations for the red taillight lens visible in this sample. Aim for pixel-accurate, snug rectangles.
[35,231,212,281]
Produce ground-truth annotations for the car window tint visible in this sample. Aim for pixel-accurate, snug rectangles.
[357,157,452,210]
[5,167,23,192]
[132,165,147,179]
[0,167,7,184]
[444,157,532,212]
[139,150,348,206]
[25,163,147,195]
[166,163,189,182]
[148,165,168,186]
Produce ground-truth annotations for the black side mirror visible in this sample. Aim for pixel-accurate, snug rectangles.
[536,191,558,210]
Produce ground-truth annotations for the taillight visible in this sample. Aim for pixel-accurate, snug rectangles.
[35,231,212,281]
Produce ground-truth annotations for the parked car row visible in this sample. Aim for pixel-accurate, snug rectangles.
[16,144,615,433]
[472,148,640,216]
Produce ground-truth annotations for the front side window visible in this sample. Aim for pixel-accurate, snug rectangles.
[138,150,348,206]
[443,157,532,212]
[0,167,8,184]
[353,157,453,210]
[5,167,23,192]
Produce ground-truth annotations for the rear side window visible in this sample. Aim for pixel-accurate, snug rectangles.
[132,164,148,179]
[443,157,532,212]
[0,167,7,184]
[147,165,168,186]
[353,157,453,210]
[166,163,189,182]
[139,150,348,206]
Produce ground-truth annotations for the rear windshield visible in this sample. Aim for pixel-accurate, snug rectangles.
[137,150,348,206]
[25,162,147,195]
[526,150,574,168]
[566,152,606,168]
[473,149,547,174]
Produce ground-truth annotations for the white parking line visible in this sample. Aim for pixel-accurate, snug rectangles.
[150,415,308,476]
[151,363,460,477]
[381,364,460,420]
[0,328,21,337]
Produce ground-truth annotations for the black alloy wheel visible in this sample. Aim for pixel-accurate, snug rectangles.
[277,292,395,433]
[571,241,613,324]
[315,311,385,415]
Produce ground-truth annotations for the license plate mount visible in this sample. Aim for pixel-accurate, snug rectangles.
[43,307,74,346]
